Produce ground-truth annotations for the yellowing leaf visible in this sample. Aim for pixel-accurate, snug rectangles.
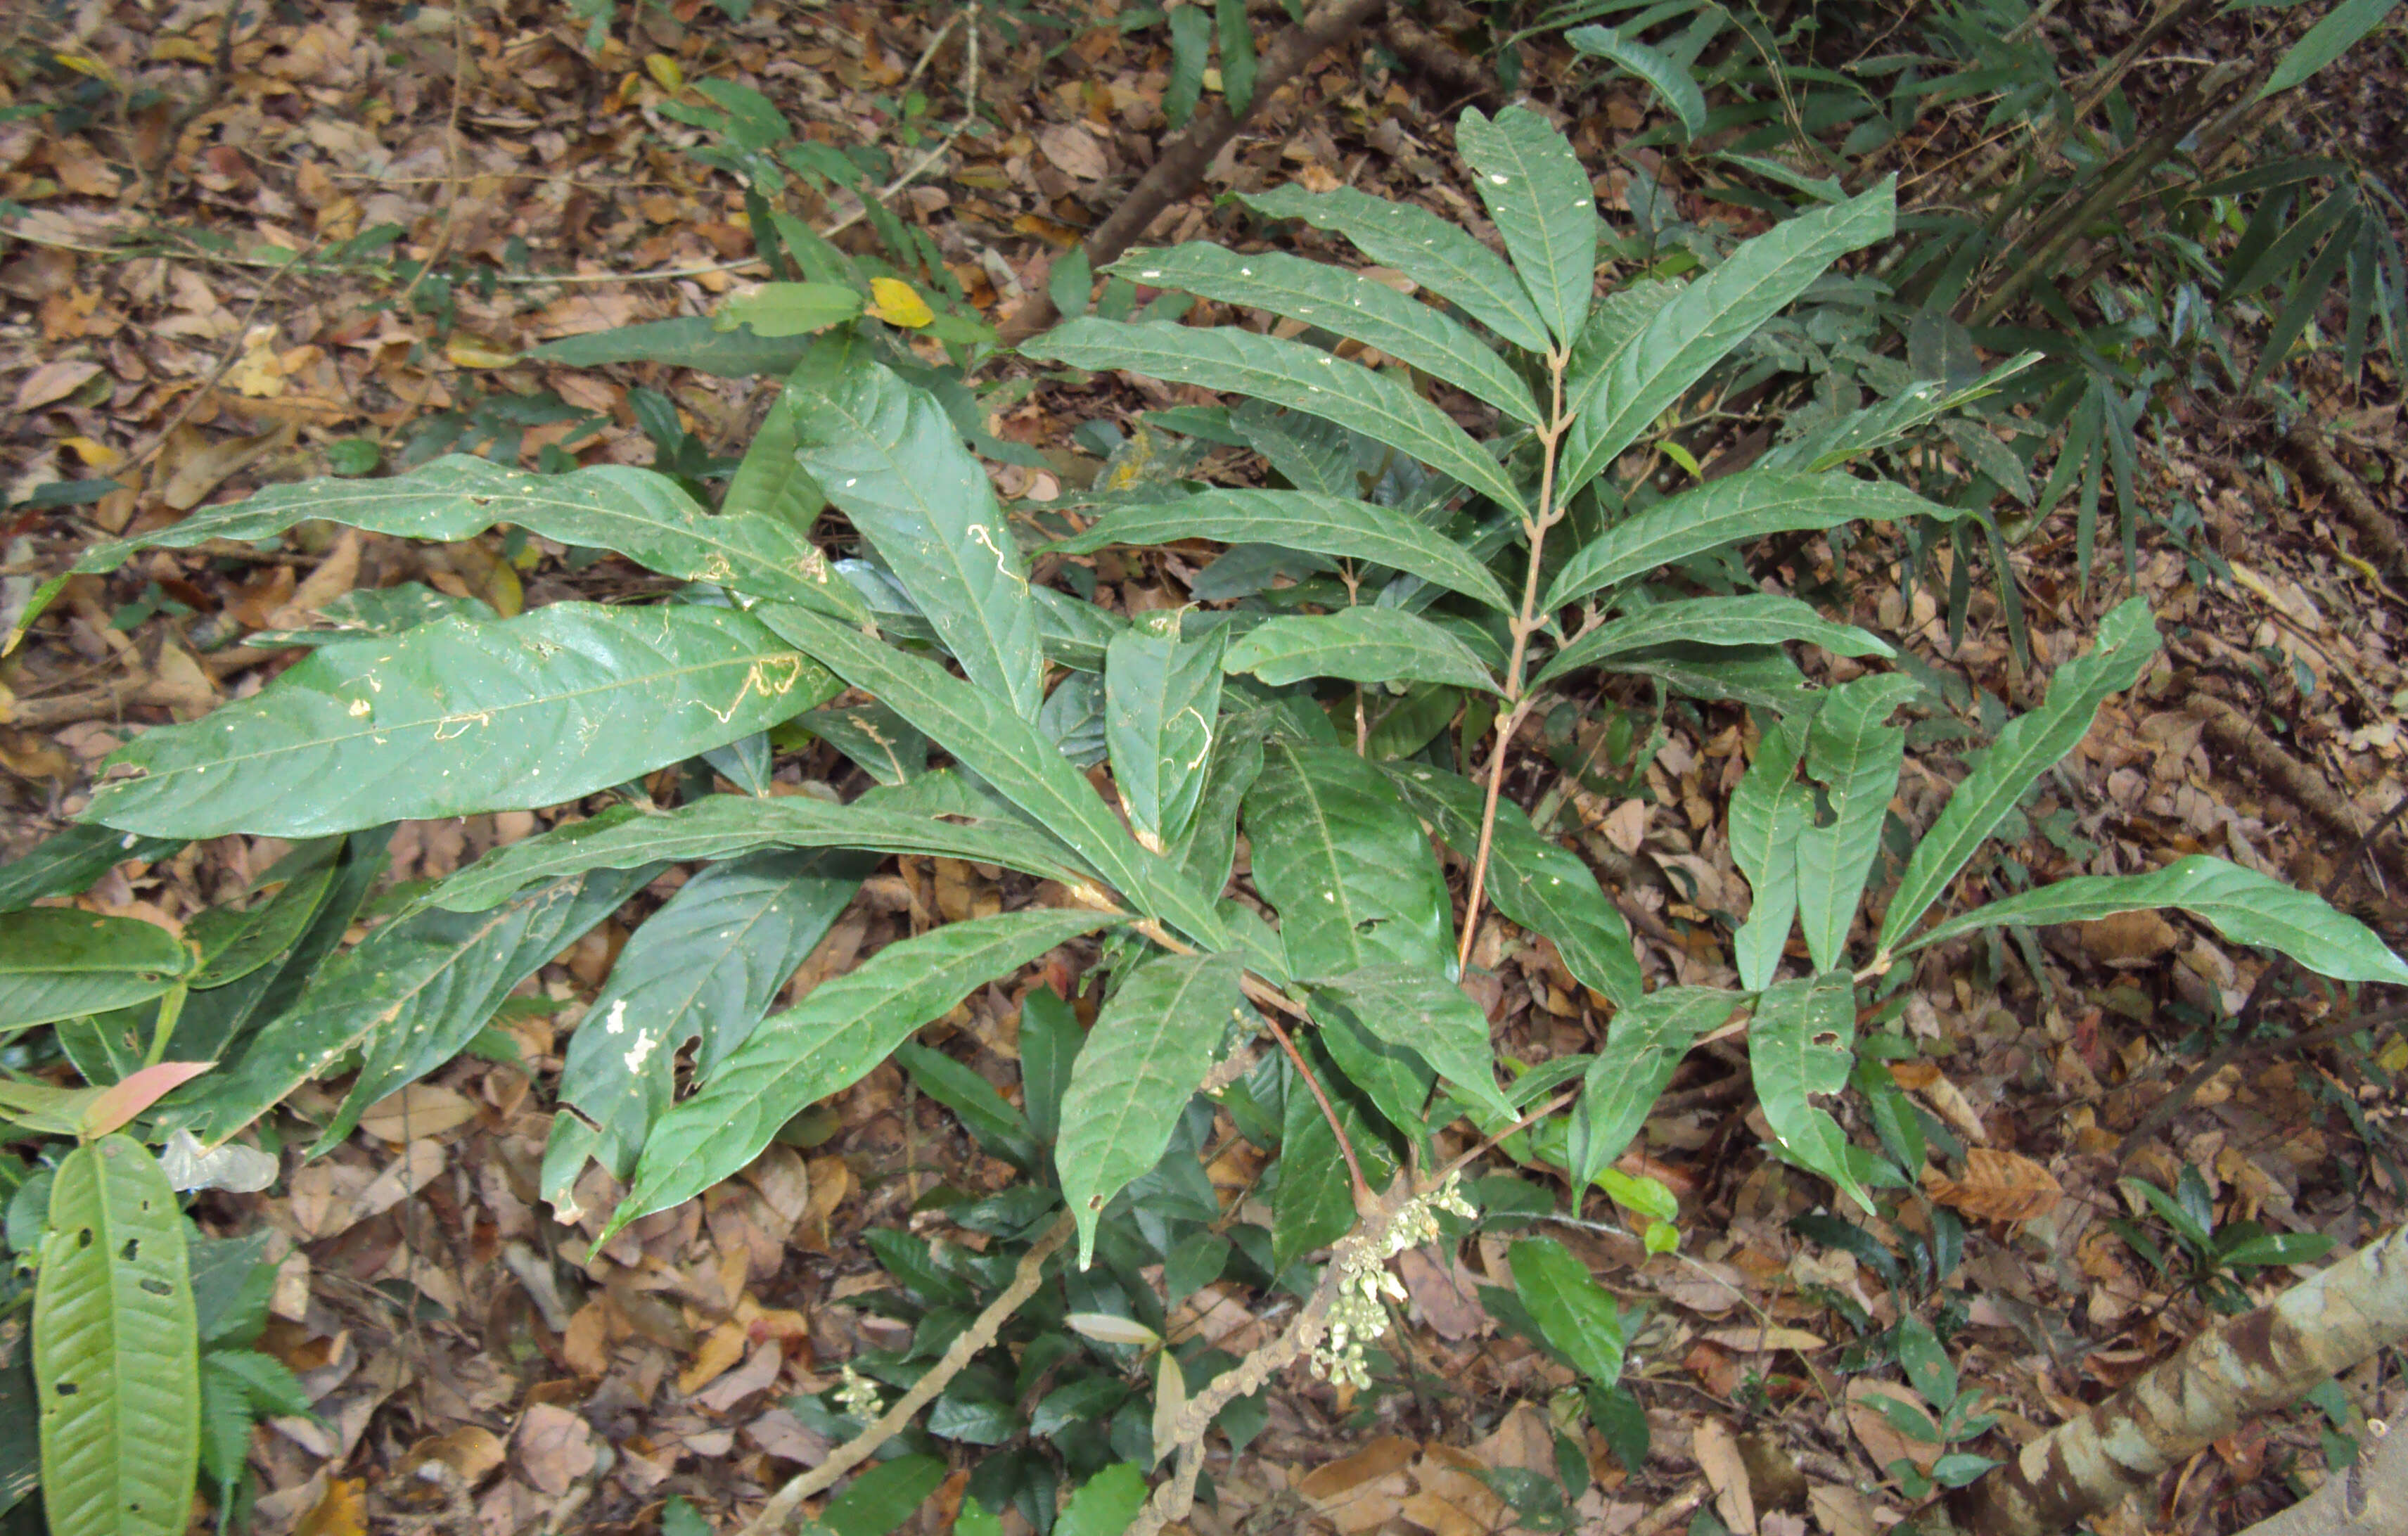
[61,435,119,469]
[644,52,684,91]
[444,334,519,369]
[866,277,935,328]
[151,36,215,63]
[54,52,117,84]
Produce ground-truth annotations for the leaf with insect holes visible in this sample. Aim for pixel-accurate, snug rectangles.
[1750,973,1870,1212]
[1794,674,1918,971]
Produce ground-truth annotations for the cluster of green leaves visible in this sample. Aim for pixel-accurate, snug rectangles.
[2111,1165,2338,1316]
[8,103,2407,1535]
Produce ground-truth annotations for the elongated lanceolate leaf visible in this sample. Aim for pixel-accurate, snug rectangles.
[1226,608,1501,693]
[1382,763,1642,1006]
[1177,727,1265,900]
[1245,741,1454,978]
[1537,595,1891,687]
[1241,185,1550,352]
[1795,674,1916,971]
[1056,950,1248,1266]
[784,338,1047,719]
[1023,318,1525,511]
[1304,964,1514,1122]
[1566,25,1708,139]
[1727,716,1812,992]
[1508,1237,1625,1388]
[525,318,814,376]
[1898,855,2408,984]
[1106,615,1226,852]
[721,385,826,529]
[1750,973,1870,1212]
[1756,357,2043,475]
[0,909,192,1030]
[1456,107,1599,350]
[0,826,182,914]
[1113,245,1540,423]
[86,603,835,840]
[1879,599,2160,956]
[610,909,1114,1233]
[757,605,1229,949]
[34,1137,198,1536]
[430,793,1092,911]
[1272,1040,1397,1269]
[1558,182,1895,497]
[2259,0,2403,99]
[1568,987,1743,1186]
[1544,471,1966,614]
[1054,489,1513,612]
[544,850,869,1203]
[76,456,863,622]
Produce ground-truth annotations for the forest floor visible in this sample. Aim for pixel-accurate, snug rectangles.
[4,3,2408,1536]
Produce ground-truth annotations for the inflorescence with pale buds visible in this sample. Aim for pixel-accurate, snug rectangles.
[1309,1172,1478,1390]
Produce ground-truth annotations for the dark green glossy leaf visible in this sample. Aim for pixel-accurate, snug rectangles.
[1568,987,1741,1187]
[0,909,191,1031]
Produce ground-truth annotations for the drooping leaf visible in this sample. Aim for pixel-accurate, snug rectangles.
[1242,184,1551,352]
[1749,973,1870,1212]
[186,850,340,990]
[896,1043,1039,1170]
[1793,674,1917,972]
[610,909,1114,1234]
[76,456,863,621]
[1507,1236,1625,1387]
[1537,595,1892,687]
[1543,470,1966,614]
[1226,608,1501,692]
[1604,644,1817,715]
[1727,715,1812,992]
[85,603,836,840]
[1566,25,1708,139]
[1381,763,1642,1007]
[1879,598,2159,956]
[1023,318,1524,511]
[1053,489,1514,612]
[722,384,826,529]
[0,909,192,1031]
[1454,106,1600,349]
[34,1137,198,1536]
[1568,987,1743,1186]
[784,337,1047,719]
[524,317,815,376]
[1056,950,1248,1266]
[0,826,182,914]
[1897,855,2408,985]
[1106,614,1227,853]
[756,604,1229,949]
[1244,741,1454,978]
[1755,357,2042,475]
[1113,245,1540,423]
[1314,1001,1436,1138]
[172,828,391,1067]
[1558,181,1896,496]
[1304,964,1514,1122]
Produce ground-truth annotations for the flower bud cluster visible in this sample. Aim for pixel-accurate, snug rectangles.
[1309,1173,1478,1390]
[835,1362,885,1421]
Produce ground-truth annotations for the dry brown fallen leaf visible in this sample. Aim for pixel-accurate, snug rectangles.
[1926,1146,2064,1223]
[513,1403,598,1497]
[1693,1418,1759,1536]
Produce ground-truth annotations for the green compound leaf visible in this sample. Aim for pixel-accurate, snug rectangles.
[1023,317,1524,511]
[1302,963,1514,1124]
[1242,184,1550,352]
[1897,855,2408,985]
[1537,595,1892,688]
[784,336,1047,720]
[1456,105,1600,349]
[1507,1236,1625,1388]
[1054,489,1514,613]
[34,1137,198,1536]
[86,603,836,840]
[1727,715,1812,992]
[1879,598,2160,956]
[1113,245,1540,424]
[1794,674,1919,972]
[1226,608,1501,693]
[612,908,1114,1234]
[1569,987,1743,1187]
[1750,973,1870,1212]
[0,909,192,1032]
[1106,615,1227,853]
[1244,741,1454,978]
[76,455,863,622]
[1056,950,1248,1267]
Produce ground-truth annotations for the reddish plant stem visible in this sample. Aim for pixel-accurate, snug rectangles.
[1260,1010,1370,1204]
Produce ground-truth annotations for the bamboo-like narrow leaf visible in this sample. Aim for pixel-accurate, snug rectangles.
[1794,674,1917,971]
[1456,106,1600,349]
[1382,762,1642,1007]
[34,1136,198,1536]
[1245,741,1455,978]
[1023,318,1525,511]
[1878,598,2159,956]
[1749,973,1870,1212]
[76,456,863,622]
[1241,185,1551,351]
[1896,856,2408,985]
[1558,181,1895,497]
[757,604,1229,949]
[1054,489,1514,612]
[1544,471,1967,615]
[1727,716,1812,992]
[1164,1,1209,127]
[1215,0,1257,114]
[2258,0,2403,98]
[1304,964,1514,1123]
[85,603,835,840]
[1537,596,1892,688]
[1227,608,1501,693]
[1113,245,1540,423]
[0,909,193,1030]
[610,909,1114,1234]
[1056,951,1248,1266]
[1566,25,1708,139]
[783,338,1048,719]
[1106,615,1226,853]
[1568,987,1743,1186]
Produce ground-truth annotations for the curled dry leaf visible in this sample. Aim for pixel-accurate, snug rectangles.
[1925,1146,2063,1223]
